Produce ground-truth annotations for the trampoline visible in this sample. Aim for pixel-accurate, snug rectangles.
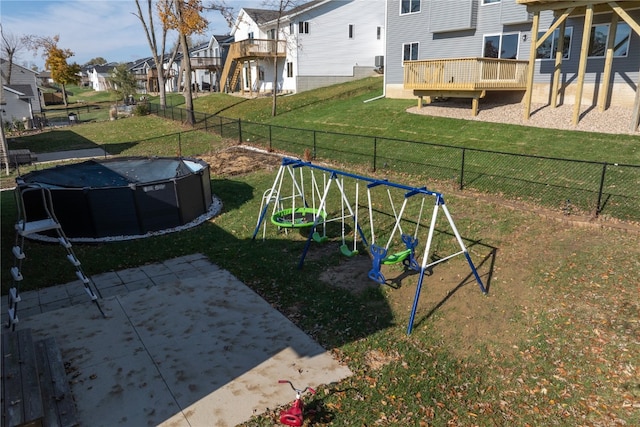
[17,157,213,238]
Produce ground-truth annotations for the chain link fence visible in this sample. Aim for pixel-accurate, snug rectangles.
[148,103,640,222]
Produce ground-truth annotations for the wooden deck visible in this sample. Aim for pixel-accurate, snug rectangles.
[404,58,529,115]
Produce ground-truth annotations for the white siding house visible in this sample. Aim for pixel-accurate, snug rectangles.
[87,64,116,91]
[227,0,385,94]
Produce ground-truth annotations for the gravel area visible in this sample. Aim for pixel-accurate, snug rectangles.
[408,98,640,135]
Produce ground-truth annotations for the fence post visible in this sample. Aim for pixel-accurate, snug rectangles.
[373,137,377,172]
[460,148,466,190]
[178,133,182,157]
[596,162,608,216]
[238,119,243,143]
[171,106,175,121]
[269,125,272,151]
[313,131,317,159]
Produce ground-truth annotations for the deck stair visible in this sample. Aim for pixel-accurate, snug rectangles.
[7,185,104,331]
[2,328,79,427]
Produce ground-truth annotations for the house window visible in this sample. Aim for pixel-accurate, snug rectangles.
[483,33,518,59]
[267,29,276,39]
[536,27,573,60]
[482,0,500,4]
[588,22,631,57]
[286,62,293,77]
[400,0,420,15]
[298,21,309,34]
[403,42,419,62]
[377,26,381,40]
[349,24,354,39]
[248,32,254,40]
[290,22,294,33]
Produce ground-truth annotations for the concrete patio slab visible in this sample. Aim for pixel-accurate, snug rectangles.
[12,254,351,427]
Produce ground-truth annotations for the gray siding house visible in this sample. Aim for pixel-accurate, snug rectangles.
[0,59,43,127]
[384,0,640,113]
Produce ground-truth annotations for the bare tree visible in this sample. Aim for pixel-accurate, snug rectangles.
[0,25,26,84]
[158,0,209,125]
[134,0,174,109]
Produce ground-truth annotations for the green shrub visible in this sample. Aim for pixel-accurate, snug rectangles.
[133,103,149,116]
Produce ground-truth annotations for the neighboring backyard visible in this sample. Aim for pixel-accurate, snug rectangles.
[2,78,639,426]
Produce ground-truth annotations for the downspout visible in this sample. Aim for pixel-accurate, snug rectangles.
[364,0,388,103]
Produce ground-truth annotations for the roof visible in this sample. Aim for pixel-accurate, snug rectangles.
[4,84,34,97]
[0,58,38,75]
[233,1,328,35]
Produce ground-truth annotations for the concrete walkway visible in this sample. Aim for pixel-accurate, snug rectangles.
[35,148,108,163]
[4,254,351,427]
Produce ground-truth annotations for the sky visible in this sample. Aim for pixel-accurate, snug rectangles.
[0,0,265,70]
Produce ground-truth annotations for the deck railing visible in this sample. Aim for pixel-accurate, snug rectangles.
[230,39,288,58]
[190,56,223,68]
[404,58,529,91]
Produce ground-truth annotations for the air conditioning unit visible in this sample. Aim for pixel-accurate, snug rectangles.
[375,55,384,68]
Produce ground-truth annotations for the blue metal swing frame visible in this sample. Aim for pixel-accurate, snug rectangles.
[253,158,487,334]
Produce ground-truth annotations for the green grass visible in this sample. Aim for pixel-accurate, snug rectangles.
[192,77,640,164]
[1,77,639,426]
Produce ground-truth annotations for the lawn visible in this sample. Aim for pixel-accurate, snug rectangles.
[1,78,639,426]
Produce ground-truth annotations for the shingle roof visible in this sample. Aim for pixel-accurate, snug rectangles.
[5,84,34,97]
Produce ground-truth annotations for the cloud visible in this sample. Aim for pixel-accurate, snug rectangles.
[2,0,241,69]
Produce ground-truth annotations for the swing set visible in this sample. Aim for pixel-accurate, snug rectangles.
[252,158,487,334]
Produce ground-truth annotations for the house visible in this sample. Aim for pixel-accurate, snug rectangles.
[0,58,42,128]
[188,34,234,92]
[86,63,117,91]
[221,0,385,95]
[383,0,640,127]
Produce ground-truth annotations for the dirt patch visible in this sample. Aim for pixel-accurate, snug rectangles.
[200,146,283,177]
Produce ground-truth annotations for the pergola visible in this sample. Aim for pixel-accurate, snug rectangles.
[517,0,640,131]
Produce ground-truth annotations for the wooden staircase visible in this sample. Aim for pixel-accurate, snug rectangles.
[219,39,287,93]
[2,329,79,427]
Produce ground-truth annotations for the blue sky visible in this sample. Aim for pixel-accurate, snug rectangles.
[1,0,264,70]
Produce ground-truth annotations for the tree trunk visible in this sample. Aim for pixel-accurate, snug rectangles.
[62,83,68,106]
[271,55,278,117]
[180,33,195,125]
[157,68,166,108]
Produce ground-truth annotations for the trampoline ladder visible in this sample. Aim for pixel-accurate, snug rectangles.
[7,185,105,331]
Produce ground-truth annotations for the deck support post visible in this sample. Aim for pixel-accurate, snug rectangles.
[573,5,594,126]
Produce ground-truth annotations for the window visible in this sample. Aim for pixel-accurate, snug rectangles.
[289,22,294,33]
[286,62,293,77]
[536,27,573,60]
[400,0,420,15]
[248,32,254,40]
[588,22,630,57]
[483,33,518,59]
[377,26,381,40]
[267,29,276,39]
[349,24,354,39]
[482,0,500,4]
[298,21,309,34]
[403,42,419,62]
